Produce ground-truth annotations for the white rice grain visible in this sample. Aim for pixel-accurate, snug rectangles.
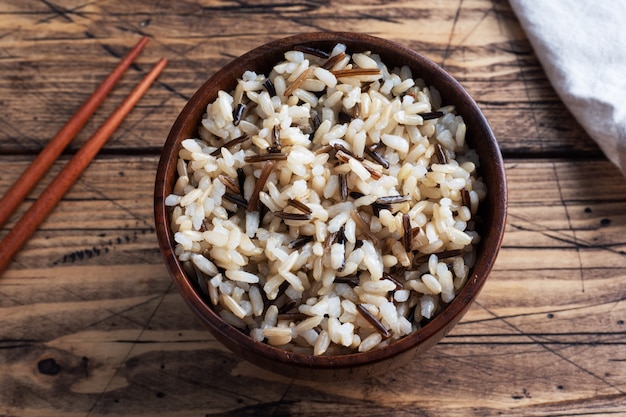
[381,133,409,154]
[191,253,218,276]
[358,332,383,352]
[314,330,331,356]
[225,270,259,284]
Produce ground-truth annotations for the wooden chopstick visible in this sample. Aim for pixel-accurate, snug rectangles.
[0,57,168,275]
[0,36,150,228]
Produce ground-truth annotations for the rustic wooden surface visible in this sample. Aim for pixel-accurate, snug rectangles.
[1,1,625,416]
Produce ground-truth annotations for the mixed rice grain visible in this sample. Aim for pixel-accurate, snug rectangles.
[167,43,487,355]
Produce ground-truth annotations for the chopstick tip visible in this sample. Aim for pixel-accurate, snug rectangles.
[131,36,150,54]
[155,57,168,70]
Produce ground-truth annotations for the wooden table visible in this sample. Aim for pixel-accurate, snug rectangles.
[2,1,625,415]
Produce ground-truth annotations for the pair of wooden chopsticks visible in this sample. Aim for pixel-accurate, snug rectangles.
[0,36,167,274]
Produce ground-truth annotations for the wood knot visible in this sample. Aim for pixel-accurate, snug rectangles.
[37,358,61,376]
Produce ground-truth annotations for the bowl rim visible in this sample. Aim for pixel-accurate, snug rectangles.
[154,31,507,372]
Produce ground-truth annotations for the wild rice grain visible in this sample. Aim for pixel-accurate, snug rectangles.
[244,153,288,163]
[461,187,471,208]
[382,271,403,290]
[273,211,312,221]
[263,78,276,96]
[331,68,382,78]
[232,103,246,126]
[356,304,391,338]
[223,192,248,210]
[364,146,390,169]
[420,111,444,120]
[293,44,331,59]
[321,51,346,70]
[218,175,241,195]
[284,67,315,97]
[210,134,250,156]
[247,161,274,212]
[435,143,448,165]
[376,195,410,205]
[287,198,313,214]
[288,235,314,249]
[402,213,413,253]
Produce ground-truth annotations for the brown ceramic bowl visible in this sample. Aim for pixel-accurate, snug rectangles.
[154,32,507,381]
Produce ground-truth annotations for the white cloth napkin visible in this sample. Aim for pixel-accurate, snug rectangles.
[509,0,626,175]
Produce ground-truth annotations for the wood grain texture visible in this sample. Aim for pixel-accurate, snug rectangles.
[0,0,598,156]
[1,0,625,416]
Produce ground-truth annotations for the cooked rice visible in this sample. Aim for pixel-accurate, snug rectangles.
[167,43,487,355]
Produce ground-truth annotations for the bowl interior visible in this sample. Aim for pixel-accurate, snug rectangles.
[155,32,507,379]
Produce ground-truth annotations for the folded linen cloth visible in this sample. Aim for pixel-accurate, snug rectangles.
[509,0,626,175]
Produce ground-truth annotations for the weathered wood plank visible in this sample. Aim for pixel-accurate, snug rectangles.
[1,158,625,416]
[0,0,599,157]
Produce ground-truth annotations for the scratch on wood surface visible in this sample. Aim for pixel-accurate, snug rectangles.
[36,0,90,24]
[201,1,328,15]
[0,118,38,153]
[551,163,586,293]
[462,298,626,326]
[506,207,626,258]
[0,339,38,350]
[85,282,173,415]
[441,0,464,68]
[474,302,626,395]
[454,8,493,51]
[71,175,153,227]
[108,94,174,146]
[444,332,626,345]
[353,10,402,25]
[84,295,168,330]
[154,81,189,101]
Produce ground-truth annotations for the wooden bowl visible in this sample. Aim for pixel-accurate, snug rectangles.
[154,32,507,381]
